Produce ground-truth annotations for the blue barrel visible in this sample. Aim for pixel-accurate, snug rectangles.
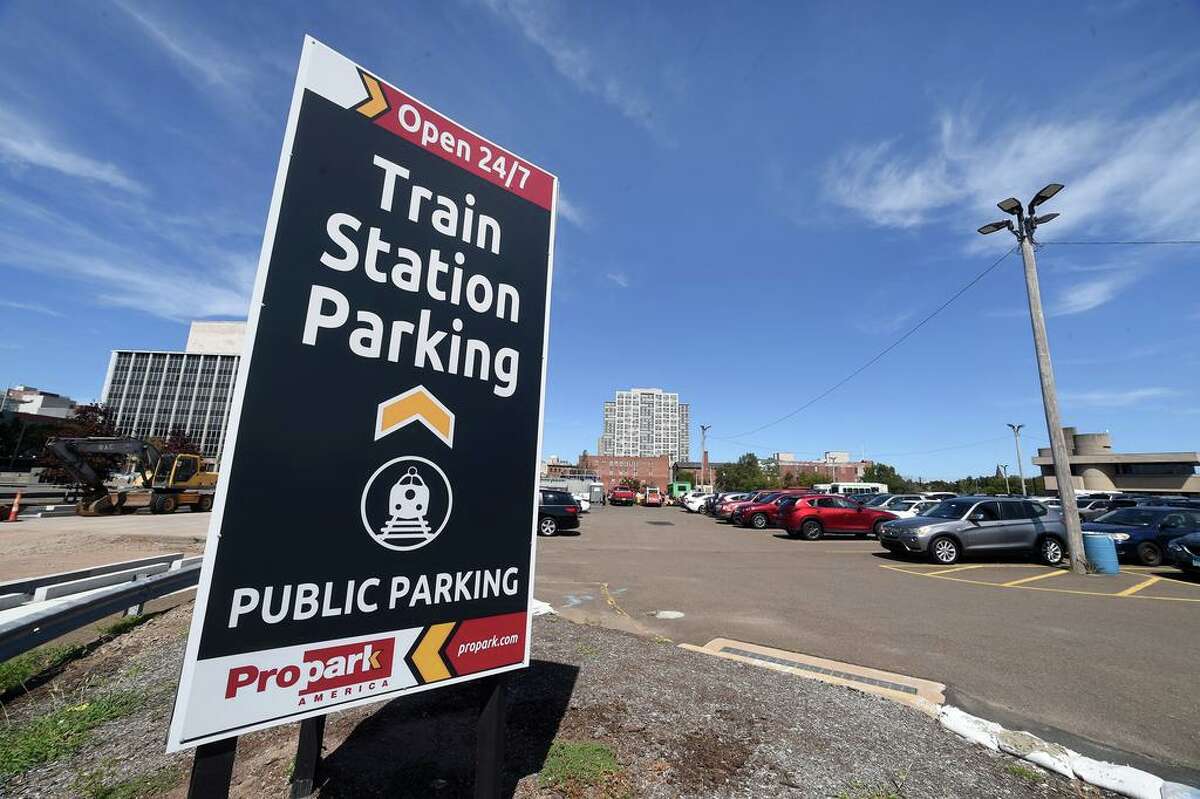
[1082,533,1120,575]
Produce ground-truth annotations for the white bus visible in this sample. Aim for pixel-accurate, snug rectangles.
[813,482,889,495]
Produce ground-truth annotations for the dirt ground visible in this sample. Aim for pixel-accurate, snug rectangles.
[0,602,1120,799]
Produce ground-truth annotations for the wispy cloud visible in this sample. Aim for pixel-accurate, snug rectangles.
[0,299,63,318]
[481,0,666,140]
[114,1,247,89]
[557,193,590,229]
[0,103,145,194]
[1050,269,1139,316]
[824,101,1200,241]
[1061,387,1180,407]
[605,271,630,288]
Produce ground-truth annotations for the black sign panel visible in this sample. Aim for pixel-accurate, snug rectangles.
[168,37,556,750]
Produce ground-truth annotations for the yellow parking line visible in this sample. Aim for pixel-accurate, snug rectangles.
[1002,569,1068,587]
[925,564,987,576]
[1116,576,1161,597]
[879,564,1200,602]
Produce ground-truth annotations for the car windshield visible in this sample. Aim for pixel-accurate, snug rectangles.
[1093,508,1163,526]
[923,499,974,519]
[893,501,916,511]
[863,495,891,506]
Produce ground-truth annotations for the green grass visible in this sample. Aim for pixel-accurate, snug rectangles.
[98,614,152,639]
[1006,763,1042,782]
[0,644,86,696]
[539,740,620,790]
[73,766,181,799]
[0,691,142,782]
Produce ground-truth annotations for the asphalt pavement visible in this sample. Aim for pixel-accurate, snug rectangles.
[533,504,1200,783]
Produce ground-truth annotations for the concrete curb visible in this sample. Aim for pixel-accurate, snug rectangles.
[938,705,1198,799]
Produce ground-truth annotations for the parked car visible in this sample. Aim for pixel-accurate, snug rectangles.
[873,494,935,512]
[923,492,957,501]
[860,493,895,508]
[779,495,898,539]
[1082,507,1200,566]
[1166,532,1200,574]
[683,491,713,512]
[571,493,591,513]
[707,491,746,515]
[734,492,823,529]
[878,497,1067,565]
[644,487,664,507]
[722,490,777,521]
[538,488,580,536]
[608,486,636,506]
[715,492,761,519]
[887,499,940,519]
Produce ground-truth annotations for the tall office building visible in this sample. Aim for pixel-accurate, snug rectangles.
[597,387,690,464]
[100,321,246,462]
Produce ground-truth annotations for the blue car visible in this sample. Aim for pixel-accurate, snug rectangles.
[1082,506,1200,566]
[1166,532,1200,574]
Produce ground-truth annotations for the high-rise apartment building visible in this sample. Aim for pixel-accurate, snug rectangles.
[100,321,246,462]
[596,387,690,464]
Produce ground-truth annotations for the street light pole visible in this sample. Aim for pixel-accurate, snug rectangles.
[700,424,711,487]
[1007,423,1027,496]
[1000,464,1011,495]
[980,184,1087,574]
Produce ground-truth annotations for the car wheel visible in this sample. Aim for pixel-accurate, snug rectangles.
[751,513,768,529]
[197,495,213,513]
[1136,541,1163,567]
[1038,535,1066,566]
[928,536,960,565]
[801,519,823,541]
[538,516,558,537]
[872,520,887,537]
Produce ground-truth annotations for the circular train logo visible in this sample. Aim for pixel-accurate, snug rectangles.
[360,456,453,552]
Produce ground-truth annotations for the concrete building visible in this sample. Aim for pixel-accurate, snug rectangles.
[597,387,690,464]
[580,453,672,493]
[0,386,77,418]
[1034,428,1200,495]
[100,321,247,462]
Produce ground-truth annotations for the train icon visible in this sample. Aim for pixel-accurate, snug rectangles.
[360,456,453,552]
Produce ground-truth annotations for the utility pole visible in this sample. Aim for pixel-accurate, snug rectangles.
[1007,423,1027,496]
[980,184,1087,574]
[999,464,1011,495]
[700,424,711,487]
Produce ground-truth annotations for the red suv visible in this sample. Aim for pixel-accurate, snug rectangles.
[780,495,898,539]
[718,490,773,520]
[735,491,822,529]
[608,486,636,506]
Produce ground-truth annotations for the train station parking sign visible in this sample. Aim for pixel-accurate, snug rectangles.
[167,37,557,750]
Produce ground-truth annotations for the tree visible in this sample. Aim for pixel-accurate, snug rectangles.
[617,477,644,492]
[150,428,201,456]
[716,453,775,492]
[862,462,912,492]
[675,469,698,487]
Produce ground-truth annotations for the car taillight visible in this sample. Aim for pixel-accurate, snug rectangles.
[566,506,578,513]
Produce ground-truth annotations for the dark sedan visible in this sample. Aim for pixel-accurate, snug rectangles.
[1166,532,1200,574]
[1082,507,1200,566]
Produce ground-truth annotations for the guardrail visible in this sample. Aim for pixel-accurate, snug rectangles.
[0,560,202,661]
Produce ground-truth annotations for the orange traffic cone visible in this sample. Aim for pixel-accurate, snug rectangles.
[6,492,21,522]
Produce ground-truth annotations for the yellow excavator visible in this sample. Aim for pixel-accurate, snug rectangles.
[44,436,218,516]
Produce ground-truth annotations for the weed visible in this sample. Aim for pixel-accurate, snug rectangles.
[1006,763,1042,783]
[98,614,151,639]
[73,765,181,799]
[540,740,620,792]
[0,644,86,697]
[575,643,598,657]
[836,780,902,799]
[0,691,142,782]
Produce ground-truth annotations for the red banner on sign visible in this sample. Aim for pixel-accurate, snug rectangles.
[445,612,526,675]
[368,83,554,211]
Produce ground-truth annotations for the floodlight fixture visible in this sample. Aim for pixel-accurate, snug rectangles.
[997,197,1022,215]
[1033,212,1060,225]
[1030,183,1064,209]
[978,220,1012,235]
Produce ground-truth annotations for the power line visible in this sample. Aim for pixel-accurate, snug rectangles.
[1041,240,1200,246]
[720,246,1017,440]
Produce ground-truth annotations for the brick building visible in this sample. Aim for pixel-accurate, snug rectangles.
[579,454,672,493]
[765,451,873,483]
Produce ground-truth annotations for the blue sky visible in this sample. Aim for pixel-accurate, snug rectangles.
[1,1,1198,479]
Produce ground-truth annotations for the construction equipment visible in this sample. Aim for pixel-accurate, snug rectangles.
[43,437,218,516]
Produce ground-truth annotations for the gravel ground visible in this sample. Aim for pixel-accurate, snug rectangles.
[0,604,1117,798]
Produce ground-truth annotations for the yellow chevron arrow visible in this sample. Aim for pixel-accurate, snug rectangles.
[375,386,454,447]
[355,71,388,119]
[410,622,455,683]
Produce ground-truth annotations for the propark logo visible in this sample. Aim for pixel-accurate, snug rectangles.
[225,638,395,705]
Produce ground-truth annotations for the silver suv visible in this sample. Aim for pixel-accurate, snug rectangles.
[878,496,1068,565]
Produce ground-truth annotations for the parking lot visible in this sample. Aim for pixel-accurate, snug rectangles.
[533,504,1200,781]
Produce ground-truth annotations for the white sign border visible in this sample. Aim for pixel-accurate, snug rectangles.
[165,34,558,752]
